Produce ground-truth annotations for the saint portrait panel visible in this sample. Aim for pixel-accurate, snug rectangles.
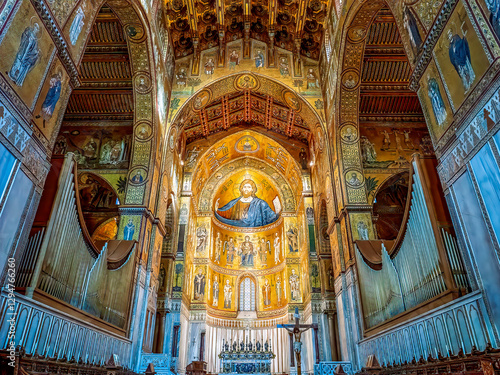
[0,1,55,107]
[433,1,489,110]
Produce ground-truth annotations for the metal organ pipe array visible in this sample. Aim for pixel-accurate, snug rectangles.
[355,247,405,328]
[355,158,468,329]
[16,153,136,329]
[18,154,98,306]
[391,168,446,310]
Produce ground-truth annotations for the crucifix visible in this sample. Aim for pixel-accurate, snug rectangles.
[278,307,318,375]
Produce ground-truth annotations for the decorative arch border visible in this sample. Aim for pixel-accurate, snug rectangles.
[170,71,325,137]
[161,192,178,254]
[316,198,332,254]
[107,0,157,205]
[335,0,405,206]
[58,0,158,207]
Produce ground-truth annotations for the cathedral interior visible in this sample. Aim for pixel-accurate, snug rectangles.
[2,0,500,374]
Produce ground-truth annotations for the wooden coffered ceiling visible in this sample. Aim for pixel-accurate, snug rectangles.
[182,90,311,145]
[63,5,133,122]
[165,0,328,60]
[360,8,424,123]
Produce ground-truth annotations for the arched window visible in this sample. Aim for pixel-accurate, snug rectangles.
[239,277,255,311]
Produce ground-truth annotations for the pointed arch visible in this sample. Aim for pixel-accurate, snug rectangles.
[54,0,159,207]
[169,72,324,146]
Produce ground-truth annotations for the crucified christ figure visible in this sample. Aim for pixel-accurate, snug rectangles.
[278,307,317,375]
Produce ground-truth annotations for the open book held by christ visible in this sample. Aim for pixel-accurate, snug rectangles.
[215,179,281,228]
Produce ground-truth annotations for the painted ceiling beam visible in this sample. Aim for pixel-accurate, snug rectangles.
[184,0,201,74]
[71,88,133,95]
[265,95,273,130]
[243,0,251,58]
[292,0,309,76]
[363,55,408,61]
[201,109,209,136]
[81,55,130,62]
[216,0,225,67]
[222,96,230,130]
[244,90,251,122]
[359,91,416,97]
[268,0,277,28]
[186,0,198,33]
[286,110,296,137]
[295,0,308,35]
[216,0,224,25]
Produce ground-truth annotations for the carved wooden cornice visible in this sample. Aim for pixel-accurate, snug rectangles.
[86,45,129,53]
[82,82,133,88]
[30,0,81,88]
[360,85,412,92]
[63,114,134,121]
[359,116,425,122]
[364,47,406,55]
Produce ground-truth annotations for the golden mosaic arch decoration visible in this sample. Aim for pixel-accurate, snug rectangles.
[169,72,324,136]
[64,0,157,207]
[335,0,386,206]
[56,0,159,207]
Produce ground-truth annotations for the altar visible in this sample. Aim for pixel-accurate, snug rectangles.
[218,339,275,375]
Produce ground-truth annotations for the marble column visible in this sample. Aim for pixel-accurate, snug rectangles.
[328,313,338,360]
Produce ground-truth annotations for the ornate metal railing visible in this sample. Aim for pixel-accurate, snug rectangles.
[219,340,275,374]
[314,362,354,375]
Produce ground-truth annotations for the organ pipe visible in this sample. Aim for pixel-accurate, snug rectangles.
[355,155,469,329]
[16,153,136,329]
